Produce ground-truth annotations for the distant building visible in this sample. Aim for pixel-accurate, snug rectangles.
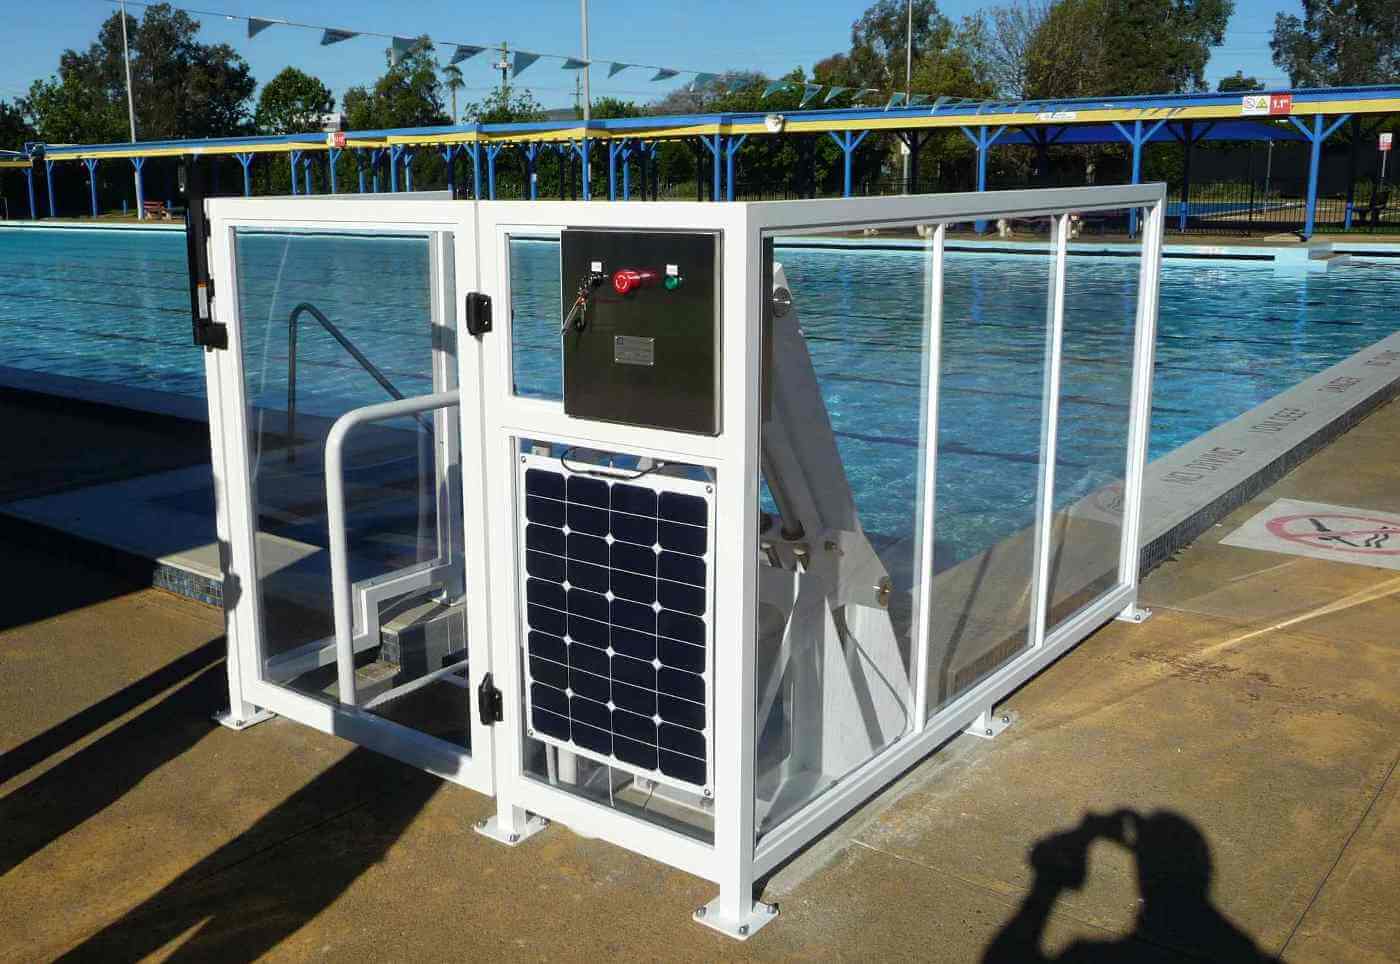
[320,113,347,132]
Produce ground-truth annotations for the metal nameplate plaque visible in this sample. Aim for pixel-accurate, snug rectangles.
[614,335,655,367]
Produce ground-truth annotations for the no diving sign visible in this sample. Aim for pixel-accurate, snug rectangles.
[1222,499,1400,570]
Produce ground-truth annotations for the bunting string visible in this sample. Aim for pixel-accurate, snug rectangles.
[103,0,1008,113]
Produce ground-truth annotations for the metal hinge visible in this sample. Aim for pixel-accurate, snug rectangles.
[465,292,492,337]
[477,672,503,726]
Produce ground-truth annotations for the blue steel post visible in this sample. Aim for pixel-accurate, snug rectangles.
[370,148,384,193]
[289,149,302,195]
[83,158,99,218]
[303,155,315,194]
[441,145,456,197]
[233,153,252,196]
[581,138,592,201]
[608,140,620,200]
[959,125,1007,233]
[725,134,747,201]
[619,140,633,200]
[1290,113,1351,239]
[827,130,870,199]
[470,141,482,199]
[524,142,539,200]
[389,145,401,192]
[44,159,56,218]
[24,167,36,219]
[403,151,415,191]
[327,148,340,194]
[132,156,148,215]
[483,145,500,199]
[356,149,366,193]
[1112,119,1167,236]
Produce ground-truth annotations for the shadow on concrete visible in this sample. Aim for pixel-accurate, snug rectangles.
[983,809,1280,963]
[0,638,225,786]
[54,748,442,962]
[0,520,150,632]
[0,660,225,876]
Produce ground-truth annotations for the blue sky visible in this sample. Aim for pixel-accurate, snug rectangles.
[3,0,1299,113]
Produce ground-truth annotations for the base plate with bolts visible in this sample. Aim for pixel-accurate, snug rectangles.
[693,897,778,940]
[474,813,549,846]
[213,707,275,731]
[1116,604,1153,624]
[963,710,1012,740]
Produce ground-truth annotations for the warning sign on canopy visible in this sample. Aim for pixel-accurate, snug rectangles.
[1221,498,1400,570]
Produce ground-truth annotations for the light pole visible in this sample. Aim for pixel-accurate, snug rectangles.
[580,0,591,120]
[902,0,913,191]
[119,0,137,142]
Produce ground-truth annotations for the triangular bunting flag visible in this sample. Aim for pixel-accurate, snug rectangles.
[247,17,275,39]
[321,28,357,46]
[800,84,822,108]
[884,93,906,110]
[762,81,789,99]
[560,58,589,70]
[823,86,850,103]
[930,96,949,111]
[513,51,541,76]
[908,94,930,106]
[651,68,679,81]
[608,62,629,77]
[451,45,485,64]
[690,73,717,91]
[390,36,414,65]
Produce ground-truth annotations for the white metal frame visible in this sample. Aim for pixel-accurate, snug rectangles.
[201,186,1164,940]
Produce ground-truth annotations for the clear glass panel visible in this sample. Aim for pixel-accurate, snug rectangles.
[516,439,716,844]
[509,234,563,400]
[1045,211,1141,629]
[235,228,467,748]
[925,219,1056,719]
[754,230,927,840]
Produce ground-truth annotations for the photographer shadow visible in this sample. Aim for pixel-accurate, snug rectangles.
[984,809,1280,963]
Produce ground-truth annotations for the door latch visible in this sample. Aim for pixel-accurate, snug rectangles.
[477,672,503,725]
[465,292,492,337]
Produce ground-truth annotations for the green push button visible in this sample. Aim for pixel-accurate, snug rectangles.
[664,274,682,291]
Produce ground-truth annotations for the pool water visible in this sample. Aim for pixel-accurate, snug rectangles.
[2,226,1397,570]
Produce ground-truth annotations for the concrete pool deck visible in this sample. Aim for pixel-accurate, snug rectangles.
[1,395,1397,960]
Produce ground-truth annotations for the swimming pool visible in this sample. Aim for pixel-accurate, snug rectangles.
[2,225,1397,569]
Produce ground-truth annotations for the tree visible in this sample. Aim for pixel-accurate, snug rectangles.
[22,3,254,143]
[442,64,465,123]
[590,96,643,119]
[463,86,544,124]
[1,100,35,151]
[343,37,449,130]
[965,0,1050,99]
[255,67,334,134]
[1217,70,1265,92]
[1024,0,1234,98]
[1271,0,1400,88]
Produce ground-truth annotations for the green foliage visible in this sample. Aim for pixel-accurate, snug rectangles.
[442,64,465,123]
[21,3,254,143]
[1270,0,1400,87]
[343,37,449,130]
[464,87,545,125]
[1217,71,1265,92]
[589,97,644,120]
[1025,0,1234,98]
[255,68,334,135]
[0,100,35,150]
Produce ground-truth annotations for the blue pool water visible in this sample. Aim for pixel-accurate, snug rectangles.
[2,226,1396,570]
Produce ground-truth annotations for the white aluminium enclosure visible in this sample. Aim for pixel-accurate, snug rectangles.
[197,184,1165,939]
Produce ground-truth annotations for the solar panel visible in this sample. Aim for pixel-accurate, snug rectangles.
[517,452,714,795]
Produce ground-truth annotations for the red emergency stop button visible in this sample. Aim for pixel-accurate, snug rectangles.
[612,268,659,295]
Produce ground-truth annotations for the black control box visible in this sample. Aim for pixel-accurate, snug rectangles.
[560,229,720,435]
